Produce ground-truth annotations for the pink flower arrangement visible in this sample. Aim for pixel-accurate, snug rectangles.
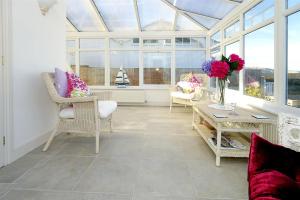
[201,54,245,80]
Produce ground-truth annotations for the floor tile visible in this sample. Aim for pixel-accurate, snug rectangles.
[74,157,139,194]
[0,190,131,200]
[14,156,94,190]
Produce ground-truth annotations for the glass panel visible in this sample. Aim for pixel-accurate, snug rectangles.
[211,31,221,46]
[244,24,274,101]
[110,38,139,49]
[66,40,76,49]
[225,41,240,90]
[66,22,76,32]
[143,39,171,47]
[176,14,203,31]
[188,13,219,29]
[79,52,105,85]
[225,20,240,39]
[287,0,300,8]
[143,52,171,84]
[171,0,237,19]
[175,37,206,48]
[287,11,300,107]
[210,47,221,88]
[66,0,105,32]
[66,51,76,72]
[244,0,274,30]
[93,0,138,31]
[79,39,105,49]
[137,0,175,31]
[175,51,206,82]
[110,51,139,86]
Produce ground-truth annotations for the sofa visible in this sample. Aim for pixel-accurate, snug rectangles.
[248,134,300,200]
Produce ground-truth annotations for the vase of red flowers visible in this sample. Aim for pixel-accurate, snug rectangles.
[201,54,244,106]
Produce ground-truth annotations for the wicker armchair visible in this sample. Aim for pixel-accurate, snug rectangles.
[170,73,209,111]
[42,72,117,153]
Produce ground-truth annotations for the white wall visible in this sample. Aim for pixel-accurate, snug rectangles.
[9,0,66,162]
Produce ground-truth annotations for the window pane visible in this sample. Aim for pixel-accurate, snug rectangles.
[93,0,138,31]
[66,51,76,72]
[225,41,240,90]
[210,47,221,88]
[79,39,105,49]
[66,40,76,49]
[287,11,300,107]
[79,52,105,85]
[66,0,105,32]
[137,0,175,31]
[211,31,221,46]
[176,51,205,82]
[143,39,171,48]
[225,21,240,39]
[175,37,206,48]
[244,0,274,30]
[110,51,139,86]
[287,0,300,8]
[244,24,274,101]
[143,52,171,84]
[110,38,139,49]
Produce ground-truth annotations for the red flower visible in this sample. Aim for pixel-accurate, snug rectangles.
[229,54,244,71]
[210,61,229,79]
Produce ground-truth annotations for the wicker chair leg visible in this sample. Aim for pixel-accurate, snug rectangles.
[95,131,100,153]
[43,127,58,152]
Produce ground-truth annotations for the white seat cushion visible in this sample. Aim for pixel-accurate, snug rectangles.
[171,91,195,100]
[59,100,117,119]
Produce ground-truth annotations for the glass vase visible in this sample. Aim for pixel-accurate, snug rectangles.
[217,78,226,105]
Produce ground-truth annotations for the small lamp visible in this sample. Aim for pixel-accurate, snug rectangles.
[37,0,58,15]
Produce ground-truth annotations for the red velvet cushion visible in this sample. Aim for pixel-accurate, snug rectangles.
[250,170,300,200]
[248,134,300,181]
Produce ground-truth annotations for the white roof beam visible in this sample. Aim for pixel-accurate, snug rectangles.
[179,9,222,21]
[225,0,243,4]
[88,0,109,31]
[160,0,208,30]
[66,18,79,32]
[133,0,142,31]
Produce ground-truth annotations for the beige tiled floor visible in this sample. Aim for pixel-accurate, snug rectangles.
[0,106,248,200]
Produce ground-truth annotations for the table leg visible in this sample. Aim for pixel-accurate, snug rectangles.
[216,128,222,166]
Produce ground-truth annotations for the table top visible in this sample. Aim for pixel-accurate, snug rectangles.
[194,101,276,124]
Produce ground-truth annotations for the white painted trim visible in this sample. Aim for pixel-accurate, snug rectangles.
[87,0,108,32]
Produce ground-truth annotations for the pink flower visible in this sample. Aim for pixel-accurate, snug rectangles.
[229,54,245,71]
[210,61,229,79]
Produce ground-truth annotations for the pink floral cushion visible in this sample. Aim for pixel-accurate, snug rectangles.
[66,72,90,97]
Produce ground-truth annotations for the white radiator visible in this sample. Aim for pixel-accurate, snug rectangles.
[262,123,278,144]
[112,90,145,103]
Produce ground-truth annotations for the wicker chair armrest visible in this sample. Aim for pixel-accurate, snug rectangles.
[56,96,98,104]
[93,91,112,100]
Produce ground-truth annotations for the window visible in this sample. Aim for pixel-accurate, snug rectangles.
[79,52,105,85]
[66,40,76,49]
[287,0,300,8]
[287,11,300,107]
[175,37,206,48]
[224,21,240,39]
[110,38,139,49]
[210,31,221,46]
[143,39,171,47]
[175,51,206,82]
[110,51,139,86]
[143,52,171,84]
[244,24,274,101]
[210,47,221,88]
[80,39,105,49]
[244,0,274,30]
[66,40,76,72]
[225,41,240,90]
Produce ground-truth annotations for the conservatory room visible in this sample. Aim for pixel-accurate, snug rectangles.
[0,0,300,199]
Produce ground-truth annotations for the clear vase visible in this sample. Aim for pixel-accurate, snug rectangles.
[217,79,226,105]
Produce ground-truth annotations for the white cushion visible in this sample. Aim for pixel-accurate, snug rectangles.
[59,100,117,119]
[171,91,195,100]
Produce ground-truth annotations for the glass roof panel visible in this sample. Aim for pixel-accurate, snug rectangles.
[93,0,138,32]
[66,0,105,32]
[176,14,203,31]
[169,0,239,19]
[137,0,175,31]
[187,13,219,29]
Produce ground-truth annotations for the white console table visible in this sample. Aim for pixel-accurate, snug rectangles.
[192,102,276,166]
